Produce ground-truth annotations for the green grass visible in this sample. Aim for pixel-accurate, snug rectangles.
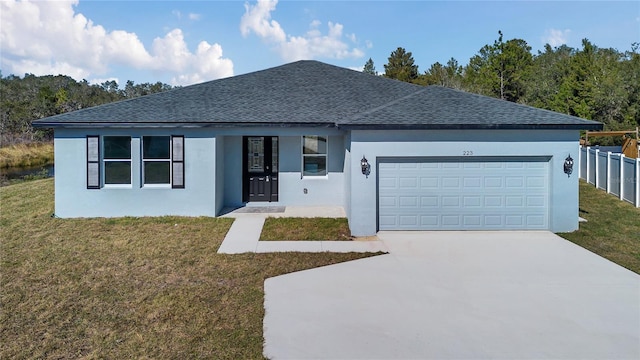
[0,142,54,168]
[260,217,352,241]
[0,179,375,359]
[558,180,640,274]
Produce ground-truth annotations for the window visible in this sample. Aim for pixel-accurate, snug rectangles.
[86,135,184,189]
[143,135,185,188]
[143,136,170,185]
[103,136,131,185]
[302,135,327,176]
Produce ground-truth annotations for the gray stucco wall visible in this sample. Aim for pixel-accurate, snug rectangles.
[343,132,352,223]
[53,128,218,218]
[215,136,225,215]
[54,127,348,218]
[347,129,580,236]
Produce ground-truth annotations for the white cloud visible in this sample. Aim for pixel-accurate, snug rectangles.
[89,77,120,86]
[0,0,232,85]
[240,0,365,61]
[188,13,202,21]
[240,0,286,42]
[543,28,571,47]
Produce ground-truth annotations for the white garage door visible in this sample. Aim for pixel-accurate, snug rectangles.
[378,157,550,230]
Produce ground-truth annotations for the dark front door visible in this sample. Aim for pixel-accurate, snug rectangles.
[243,136,278,202]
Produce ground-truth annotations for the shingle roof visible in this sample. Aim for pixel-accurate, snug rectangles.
[32,60,602,130]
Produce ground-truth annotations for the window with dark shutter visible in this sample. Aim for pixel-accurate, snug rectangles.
[171,136,184,188]
[87,136,100,189]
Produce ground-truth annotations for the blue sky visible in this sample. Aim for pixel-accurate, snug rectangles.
[1,0,638,86]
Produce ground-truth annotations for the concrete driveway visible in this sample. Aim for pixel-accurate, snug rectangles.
[263,231,640,359]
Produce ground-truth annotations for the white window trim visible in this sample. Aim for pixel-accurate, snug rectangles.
[103,136,132,188]
[301,135,329,178]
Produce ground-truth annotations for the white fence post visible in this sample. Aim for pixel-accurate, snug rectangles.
[594,149,600,189]
[606,152,611,194]
[636,158,640,207]
[586,147,590,184]
[620,154,625,201]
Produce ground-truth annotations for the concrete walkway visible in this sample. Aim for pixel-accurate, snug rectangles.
[217,206,388,254]
[263,231,640,359]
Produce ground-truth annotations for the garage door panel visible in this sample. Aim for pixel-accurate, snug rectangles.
[420,215,438,226]
[463,215,482,226]
[484,177,503,187]
[505,196,524,207]
[399,215,418,226]
[527,195,546,207]
[378,215,397,227]
[505,215,524,226]
[378,177,397,188]
[505,177,524,188]
[463,177,482,188]
[378,158,549,230]
[527,176,546,188]
[463,196,481,207]
[399,196,418,207]
[484,196,503,207]
[526,215,546,226]
[421,196,438,207]
[378,196,397,207]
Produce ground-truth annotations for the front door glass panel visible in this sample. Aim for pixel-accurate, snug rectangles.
[247,137,264,173]
[272,137,278,172]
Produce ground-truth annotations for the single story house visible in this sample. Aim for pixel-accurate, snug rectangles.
[33,60,602,236]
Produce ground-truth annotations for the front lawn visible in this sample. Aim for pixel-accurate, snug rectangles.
[559,180,640,274]
[260,217,352,241]
[0,179,374,359]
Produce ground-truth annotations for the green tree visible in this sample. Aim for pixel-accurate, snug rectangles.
[383,47,419,83]
[463,31,532,102]
[363,58,377,75]
[622,43,640,127]
[421,57,463,88]
[0,74,172,144]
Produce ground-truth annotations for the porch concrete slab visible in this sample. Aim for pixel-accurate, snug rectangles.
[220,206,345,218]
[264,231,640,359]
[279,206,346,218]
[217,217,264,254]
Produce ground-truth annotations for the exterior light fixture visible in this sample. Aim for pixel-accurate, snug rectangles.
[564,154,574,177]
[361,156,370,176]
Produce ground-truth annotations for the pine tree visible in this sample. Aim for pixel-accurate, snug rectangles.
[363,58,377,75]
[383,47,419,82]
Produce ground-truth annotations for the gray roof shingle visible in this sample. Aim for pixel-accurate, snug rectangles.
[32,60,602,130]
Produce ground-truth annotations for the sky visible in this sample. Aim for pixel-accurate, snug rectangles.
[1,0,639,87]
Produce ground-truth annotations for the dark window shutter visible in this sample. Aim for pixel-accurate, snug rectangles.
[87,136,100,189]
[172,136,184,188]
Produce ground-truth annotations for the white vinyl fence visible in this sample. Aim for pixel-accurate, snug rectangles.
[579,147,640,207]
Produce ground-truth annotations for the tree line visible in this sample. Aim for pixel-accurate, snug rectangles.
[0,74,172,144]
[367,32,639,141]
[1,32,638,145]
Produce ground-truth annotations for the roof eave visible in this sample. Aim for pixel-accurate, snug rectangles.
[338,123,604,131]
[31,121,338,129]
